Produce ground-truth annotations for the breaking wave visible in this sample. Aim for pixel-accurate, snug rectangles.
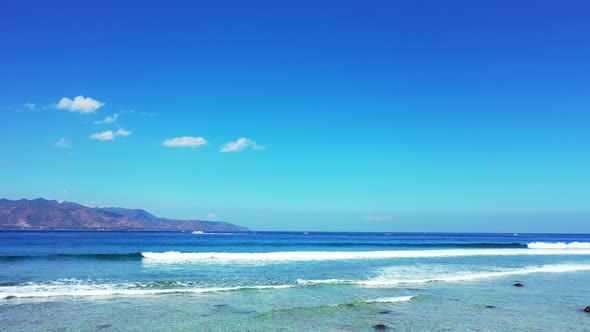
[3,263,589,300]
[296,263,590,287]
[141,247,590,264]
[527,242,590,249]
[362,295,417,303]
[2,242,588,263]
[0,280,292,299]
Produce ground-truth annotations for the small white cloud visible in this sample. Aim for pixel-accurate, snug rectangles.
[23,103,36,110]
[94,113,119,124]
[55,138,72,148]
[89,129,131,141]
[207,213,217,219]
[56,96,104,113]
[115,128,132,137]
[90,130,115,141]
[365,216,391,221]
[220,138,265,152]
[163,136,207,148]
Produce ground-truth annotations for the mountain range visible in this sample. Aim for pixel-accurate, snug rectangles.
[0,198,249,231]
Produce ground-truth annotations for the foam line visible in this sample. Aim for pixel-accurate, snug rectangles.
[0,283,292,299]
[141,248,590,264]
[527,242,590,249]
[363,295,416,303]
[297,263,590,287]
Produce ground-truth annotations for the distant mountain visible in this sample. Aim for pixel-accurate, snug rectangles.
[0,198,249,231]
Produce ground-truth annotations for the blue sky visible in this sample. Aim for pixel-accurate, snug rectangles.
[1,0,589,232]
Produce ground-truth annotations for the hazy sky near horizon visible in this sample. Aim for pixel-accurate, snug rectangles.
[1,0,589,232]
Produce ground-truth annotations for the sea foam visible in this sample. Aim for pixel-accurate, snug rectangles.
[0,282,292,300]
[3,263,590,300]
[527,241,590,249]
[363,295,416,303]
[141,247,590,264]
[296,263,590,287]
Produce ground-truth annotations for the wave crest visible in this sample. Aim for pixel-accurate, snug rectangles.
[3,242,589,263]
[527,242,590,249]
[363,296,416,303]
[0,281,292,299]
[141,248,590,264]
[296,263,590,287]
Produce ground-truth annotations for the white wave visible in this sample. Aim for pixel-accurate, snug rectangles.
[141,248,590,264]
[361,264,590,287]
[363,295,416,303]
[527,242,590,249]
[296,263,590,287]
[0,282,292,300]
[4,263,590,300]
[296,278,346,286]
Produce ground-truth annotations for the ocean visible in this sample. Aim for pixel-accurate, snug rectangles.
[1,231,589,331]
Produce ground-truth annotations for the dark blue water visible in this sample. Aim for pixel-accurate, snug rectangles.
[2,231,589,255]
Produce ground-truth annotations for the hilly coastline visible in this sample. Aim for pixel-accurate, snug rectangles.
[0,198,249,231]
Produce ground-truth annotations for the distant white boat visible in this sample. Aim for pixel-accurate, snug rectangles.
[303,232,309,235]
[191,231,204,234]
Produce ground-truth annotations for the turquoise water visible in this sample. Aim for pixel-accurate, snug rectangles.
[1,231,590,331]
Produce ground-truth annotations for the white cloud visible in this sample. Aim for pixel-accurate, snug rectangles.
[94,113,119,124]
[207,213,217,219]
[115,128,132,137]
[89,129,132,141]
[163,136,207,148]
[23,103,36,110]
[89,130,115,141]
[220,138,265,152]
[365,216,391,221]
[56,96,104,113]
[55,137,72,148]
